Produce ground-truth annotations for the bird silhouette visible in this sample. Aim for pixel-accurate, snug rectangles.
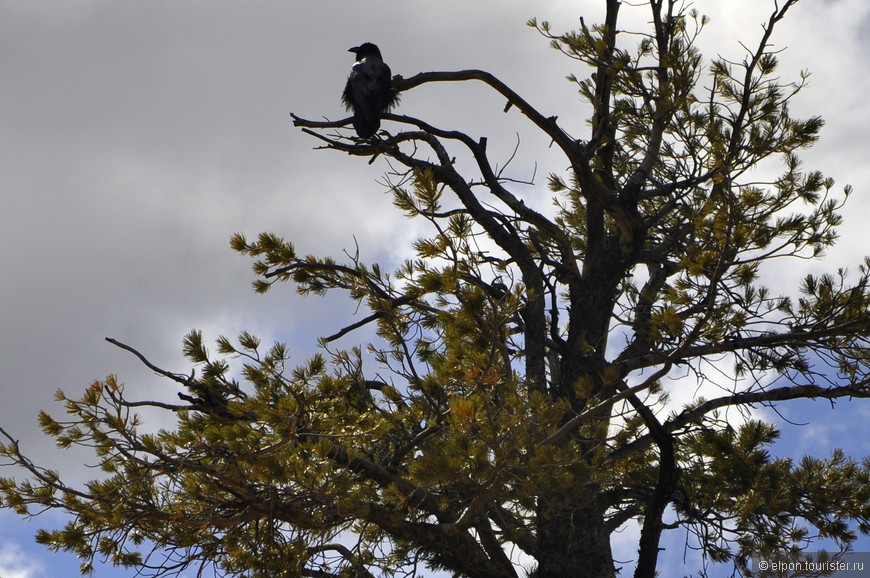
[341,43,399,138]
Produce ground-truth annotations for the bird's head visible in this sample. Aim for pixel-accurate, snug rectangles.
[348,42,383,62]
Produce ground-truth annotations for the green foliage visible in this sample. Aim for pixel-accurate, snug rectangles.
[4,2,870,577]
[679,422,870,570]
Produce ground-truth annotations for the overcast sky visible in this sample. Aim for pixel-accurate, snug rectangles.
[1,1,869,577]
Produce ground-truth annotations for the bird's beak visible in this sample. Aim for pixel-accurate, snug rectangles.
[348,46,359,53]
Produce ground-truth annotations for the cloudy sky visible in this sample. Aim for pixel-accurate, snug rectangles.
[1,1,869,576]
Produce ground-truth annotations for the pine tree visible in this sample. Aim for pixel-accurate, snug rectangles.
[3,1,870,577]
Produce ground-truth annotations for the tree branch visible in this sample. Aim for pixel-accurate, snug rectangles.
[612,376,870,461]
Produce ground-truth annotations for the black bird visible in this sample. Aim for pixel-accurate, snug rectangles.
[341,43,398,138]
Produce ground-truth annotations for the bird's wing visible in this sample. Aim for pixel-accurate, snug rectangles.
[373,62,397,111]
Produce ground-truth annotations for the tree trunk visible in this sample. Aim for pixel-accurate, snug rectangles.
[534,255,625,577]
[537,496,615,577]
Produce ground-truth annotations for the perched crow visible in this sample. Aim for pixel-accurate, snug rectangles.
[341,43,398,138]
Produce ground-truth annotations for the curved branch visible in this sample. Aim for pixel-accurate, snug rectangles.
[304,543,376,578]
[393,71,639,234]
[611,376,870,462]
[106,337,193,386]
[384,113,569,244]
[621,319,870,373]
[391,70,572,153]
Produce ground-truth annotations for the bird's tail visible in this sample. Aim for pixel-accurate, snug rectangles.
[353,110,380,138]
